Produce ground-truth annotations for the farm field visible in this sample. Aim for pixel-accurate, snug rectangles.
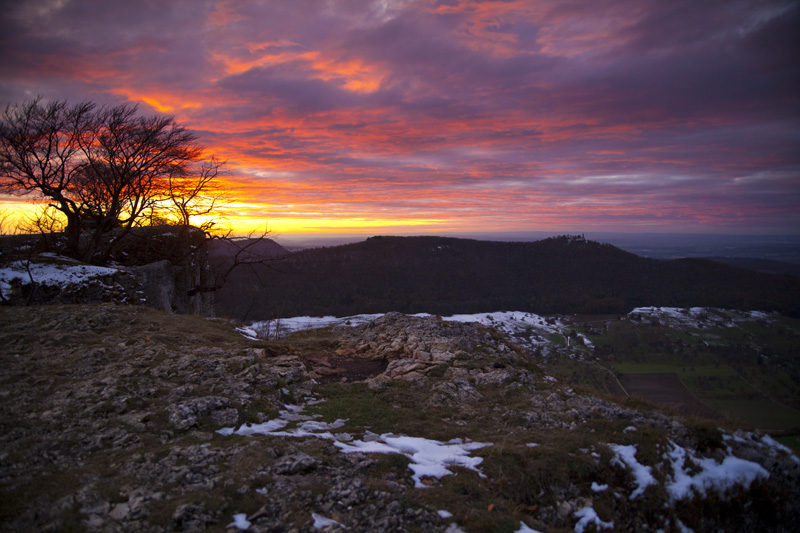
[618,372,721,419]
[583,311,800,441]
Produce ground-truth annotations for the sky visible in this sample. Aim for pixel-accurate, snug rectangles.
[1,0,799,236]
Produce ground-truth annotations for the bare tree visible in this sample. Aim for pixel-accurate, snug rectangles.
[0,98,94,254]
[165,156,228,231]
[0,97,224,263]
[73,103,207,262]
[0,208,17,235]
[191,227,280,297]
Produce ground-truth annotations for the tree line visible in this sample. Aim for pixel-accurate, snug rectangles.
[0,97,226,264]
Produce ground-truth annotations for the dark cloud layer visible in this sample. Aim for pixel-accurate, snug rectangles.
[1,0,798,233]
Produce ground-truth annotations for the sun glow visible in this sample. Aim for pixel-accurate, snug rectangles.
[225,215,449,236]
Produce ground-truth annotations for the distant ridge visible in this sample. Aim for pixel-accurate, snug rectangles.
[207,236,288,259]
[215,235,800,320]
[702,257,800,277]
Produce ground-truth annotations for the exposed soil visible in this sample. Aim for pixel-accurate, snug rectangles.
[604,374,628,396]
[300,356,388,383]
[620,372,722,419]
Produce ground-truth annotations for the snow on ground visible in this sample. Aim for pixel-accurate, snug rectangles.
[664,441,769,501]
[628,306,773,329]
[249,306,776,348]
[216,397,491,489]
[573,506,614,532]
[216,403,351,441]
[249,311,568,343]
[0,258,118,298]
[253,313,388,337]
[311,513,345,530]
[515,521,543,533]
[439,311,564,336]
[227,513,251,530]
[235,327,260,340]
[336,435,492,488]
[723,431,800,463]
[608,438,772,504]
[608,444,656,499]
[215,393,784,530]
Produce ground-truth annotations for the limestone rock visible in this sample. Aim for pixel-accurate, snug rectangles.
[167,396,234,431]
[427,378,482,407]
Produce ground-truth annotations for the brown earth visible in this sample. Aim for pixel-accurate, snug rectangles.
[620,372,722,420]
[300,356,388,383]
[603,374,627,396]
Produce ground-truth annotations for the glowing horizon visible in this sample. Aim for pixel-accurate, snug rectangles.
[1,0,798,236]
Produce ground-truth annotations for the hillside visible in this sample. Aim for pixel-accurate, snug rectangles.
[2,305,799,532]
[215,235,800,321]
[207,236,288,260]
[703,256,800,277]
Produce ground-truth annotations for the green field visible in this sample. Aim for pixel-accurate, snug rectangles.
[612,363,739,377]
[610,364,800,431]
[704,398,800,431]
[570,314,800,438]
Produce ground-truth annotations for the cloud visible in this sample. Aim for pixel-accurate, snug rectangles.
[1,0,798,233]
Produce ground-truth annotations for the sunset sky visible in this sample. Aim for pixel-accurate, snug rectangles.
[1,0,798,236]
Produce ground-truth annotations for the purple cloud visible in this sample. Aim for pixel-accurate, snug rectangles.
[0,0,798,234]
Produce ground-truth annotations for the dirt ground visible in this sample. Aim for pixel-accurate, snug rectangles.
[619,372,722,420]
[300,356,388,383]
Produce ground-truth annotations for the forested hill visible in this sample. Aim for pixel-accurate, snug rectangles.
[215,235,800,320]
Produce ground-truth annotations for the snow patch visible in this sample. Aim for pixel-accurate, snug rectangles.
[609,444,656,499]
[218,398,491,489]
[235,327,260,340]
[336,434,492,488]
[228,513,251,530]
[628,306,771,330]
[664,441,769,501]
[312,512,345,529]
[247,310,567,342]
[573,506,614,532]
[0,260,118,297]
[515,521,543,533]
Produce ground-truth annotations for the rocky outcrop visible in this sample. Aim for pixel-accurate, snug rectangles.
[0,227,217,314]
[337,312,489,362]
[116,226,216,314]
[338,312,517,384]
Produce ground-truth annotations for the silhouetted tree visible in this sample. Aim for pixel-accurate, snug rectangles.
[166,156,227,231]
[0,97,224,263]
[0,98,94,254]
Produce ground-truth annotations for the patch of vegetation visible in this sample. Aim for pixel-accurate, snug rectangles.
[704,398,800,432]
[268,326,341,357]
[309,381,459,440]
